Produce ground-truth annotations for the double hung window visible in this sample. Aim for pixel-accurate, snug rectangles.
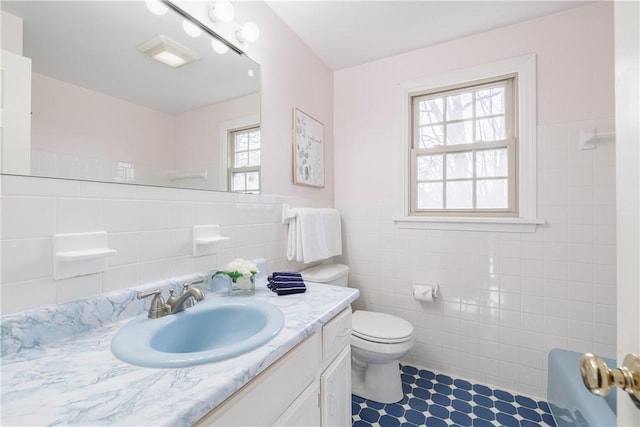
[228,126,261,194]
[411,77,516,216]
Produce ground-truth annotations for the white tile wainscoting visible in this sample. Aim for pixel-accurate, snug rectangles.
[0,175,330,314]
[336,119,617,400]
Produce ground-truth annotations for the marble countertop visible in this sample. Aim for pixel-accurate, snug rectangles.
[1,282,359,426]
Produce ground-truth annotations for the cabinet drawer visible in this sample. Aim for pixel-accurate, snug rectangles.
[322,308,352,363]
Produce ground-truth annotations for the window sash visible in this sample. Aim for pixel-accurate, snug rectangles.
[412,78,514,149]
[228,126,261,193]
[228,166,260,194]
[410,138,516,215]
[409,77,517,216]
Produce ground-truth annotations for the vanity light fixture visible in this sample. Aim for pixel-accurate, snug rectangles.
[182,19,203,37]
[145,0,168,16]
[236,22,260,43]
[137,35,201,68]
[209,0,235,23]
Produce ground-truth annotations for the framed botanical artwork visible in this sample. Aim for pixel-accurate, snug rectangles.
[293,108,324,188]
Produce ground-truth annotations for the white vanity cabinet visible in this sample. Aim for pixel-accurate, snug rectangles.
[196,308,353,427]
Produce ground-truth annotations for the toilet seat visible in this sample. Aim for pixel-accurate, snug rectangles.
[352,310,413,344]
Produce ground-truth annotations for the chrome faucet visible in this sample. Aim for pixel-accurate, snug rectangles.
[137,278,205,319]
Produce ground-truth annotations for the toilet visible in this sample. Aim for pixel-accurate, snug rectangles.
[300,263,415,404]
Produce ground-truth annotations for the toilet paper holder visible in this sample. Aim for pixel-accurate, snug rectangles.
[412,282,439,302]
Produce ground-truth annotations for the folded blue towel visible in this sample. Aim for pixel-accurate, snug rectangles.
[275,287,306,296]
[271,272,303,279]
[268,272,306,295]
[267,278,306,290]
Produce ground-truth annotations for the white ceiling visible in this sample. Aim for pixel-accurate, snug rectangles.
[265,0,593,70]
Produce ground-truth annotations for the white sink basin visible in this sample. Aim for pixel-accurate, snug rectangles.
[111,298,285,368]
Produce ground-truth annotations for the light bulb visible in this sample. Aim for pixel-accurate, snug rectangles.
[248,69,255,78]
[145,0,168,16]
[182,20,202,37]
[209,0,235,23]
[211,38,229,54]
[236,22,260,43]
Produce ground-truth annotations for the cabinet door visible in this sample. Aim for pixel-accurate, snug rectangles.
[273,382,320,427]
[320,347,351,427]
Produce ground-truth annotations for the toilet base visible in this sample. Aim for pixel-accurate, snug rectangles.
[351,356,403,404]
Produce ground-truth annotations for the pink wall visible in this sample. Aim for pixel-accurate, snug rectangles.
[235,1,334,200]
[334,1,614,201]
[31,73,176,169]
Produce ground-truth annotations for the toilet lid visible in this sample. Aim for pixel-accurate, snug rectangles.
[352,310,414,344]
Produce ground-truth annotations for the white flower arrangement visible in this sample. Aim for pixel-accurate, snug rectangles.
[214,258,258,283]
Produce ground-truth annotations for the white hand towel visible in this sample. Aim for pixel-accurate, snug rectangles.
[296,208,342,264]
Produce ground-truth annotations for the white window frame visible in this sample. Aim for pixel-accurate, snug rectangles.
[396,54,544,233]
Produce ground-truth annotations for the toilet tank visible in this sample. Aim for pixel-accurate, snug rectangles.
[300,264,350,286]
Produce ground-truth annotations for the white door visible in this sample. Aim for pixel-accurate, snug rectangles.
[614,1,640,425]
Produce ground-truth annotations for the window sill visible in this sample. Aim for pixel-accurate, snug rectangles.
[394,216,544,233]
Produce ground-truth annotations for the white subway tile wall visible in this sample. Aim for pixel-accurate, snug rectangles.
[336,120,616,400]
[0,175,330,315]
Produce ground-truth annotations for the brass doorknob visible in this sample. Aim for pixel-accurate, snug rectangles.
[580,353,640,409]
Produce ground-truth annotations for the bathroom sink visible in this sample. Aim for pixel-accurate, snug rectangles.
[111,299,285,368]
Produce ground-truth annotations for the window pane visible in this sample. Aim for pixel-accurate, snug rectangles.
[476,87,505,117]
[446,121,474,145]
[477,179,508,208]
[248,131,261,150]
[446,181,473,209]
[418,98,444,125]
[417,182,443,209]
[476,148,508,177]
[418,125,444,147]
[232,172,245,191]
[246,171,260,190]
[446,151,473,179]
[476,117,505,141]
[417,154,443,180]
[248,150,261,166]
[235,152,248,167]
[235,134,248,151]
[446,92,473,120]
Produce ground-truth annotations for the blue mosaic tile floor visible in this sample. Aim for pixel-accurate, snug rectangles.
[352,365,557,427]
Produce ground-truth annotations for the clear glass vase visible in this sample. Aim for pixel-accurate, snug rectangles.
[230,275,255,296]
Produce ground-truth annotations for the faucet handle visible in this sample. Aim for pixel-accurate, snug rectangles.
[137,289,168,319]
[166,288,178,307]
[184,277,204,288]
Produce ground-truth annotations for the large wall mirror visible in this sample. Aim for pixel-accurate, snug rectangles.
[0,0,261,193]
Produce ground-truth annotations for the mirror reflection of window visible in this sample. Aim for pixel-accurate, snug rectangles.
[228,126,261,194]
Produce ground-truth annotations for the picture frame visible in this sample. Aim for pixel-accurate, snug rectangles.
[292,108,324,188]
